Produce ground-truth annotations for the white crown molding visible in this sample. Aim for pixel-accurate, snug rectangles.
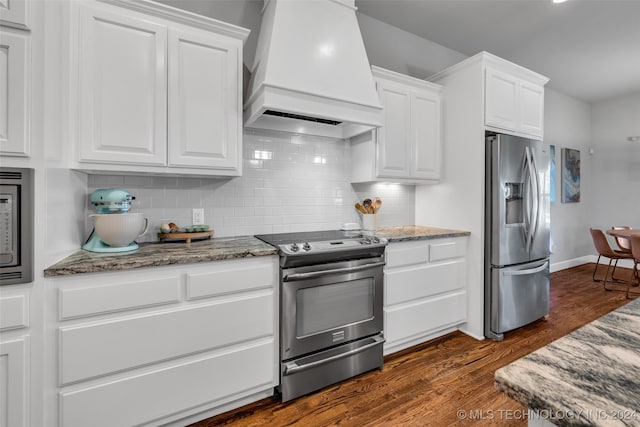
[428,51,549,87]
[98,0,250,41]
[372,66,443,92]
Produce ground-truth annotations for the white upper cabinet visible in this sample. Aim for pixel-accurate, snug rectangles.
[0,29,29,157]
[519,80,545,137]
[411,89,442,179]
[376,79,411,178]
[167,27,240,170]
[73,1,248,176]
[77,5,167,165]
[485,68,518,131]
[485,61,547,140]
[351,66,442,184]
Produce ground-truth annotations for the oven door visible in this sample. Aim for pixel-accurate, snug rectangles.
[281,257,384,361]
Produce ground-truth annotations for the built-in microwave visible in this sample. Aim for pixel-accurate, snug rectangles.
[0,167,33,285]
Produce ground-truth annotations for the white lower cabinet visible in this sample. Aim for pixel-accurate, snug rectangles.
[0,337,29,427]
[383,237,468,355]
[46,256,279,427]
[0,292,31,427]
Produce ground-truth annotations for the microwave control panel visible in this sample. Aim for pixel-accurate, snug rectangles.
[0,189,18,267]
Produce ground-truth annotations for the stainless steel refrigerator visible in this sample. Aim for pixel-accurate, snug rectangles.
[485,133,551,341]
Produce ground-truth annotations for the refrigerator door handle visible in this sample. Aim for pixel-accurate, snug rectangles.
[529,147,542,246]
[502,261,549,276]
[523,146,534,252]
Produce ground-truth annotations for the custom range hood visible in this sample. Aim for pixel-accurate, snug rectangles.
[244,0,383,139]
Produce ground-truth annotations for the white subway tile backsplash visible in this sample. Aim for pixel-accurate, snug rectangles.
[86,130,415,241]
[88,174,124,187]
[123,176,155,187]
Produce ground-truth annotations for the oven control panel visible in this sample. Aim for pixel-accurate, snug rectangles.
[279,236,387,256]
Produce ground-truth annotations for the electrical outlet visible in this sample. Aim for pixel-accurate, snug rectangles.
[192,208,204,225]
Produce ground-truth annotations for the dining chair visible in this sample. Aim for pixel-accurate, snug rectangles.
[612,226,632,252]
[589,228,634,292]
[626,234,640,299]
[609,226,632,280]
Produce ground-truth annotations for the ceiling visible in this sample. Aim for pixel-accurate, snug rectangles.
[355,0,640,104]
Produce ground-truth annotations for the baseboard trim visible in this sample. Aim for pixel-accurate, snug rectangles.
[551,255,636,272]
[550,256,593,273]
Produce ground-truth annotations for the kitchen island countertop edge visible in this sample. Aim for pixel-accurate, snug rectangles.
[494,297,640,426]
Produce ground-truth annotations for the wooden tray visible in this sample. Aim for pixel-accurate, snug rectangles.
[158,231,213,243]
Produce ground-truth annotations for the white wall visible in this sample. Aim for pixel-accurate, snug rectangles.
[357,13,467,78]
[154,1,469,82]
[543,89,593,266]
[155,0,263,69]
[42,0,89,265]
[590,92,640,232]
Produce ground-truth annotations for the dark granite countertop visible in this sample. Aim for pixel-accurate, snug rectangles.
[44,236,278,277]
[495,298,640,426]
[45,225,471,277]
[374,225,470,242]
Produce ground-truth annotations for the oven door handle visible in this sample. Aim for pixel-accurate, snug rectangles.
[282,261,386,282]
[283,335,386,375]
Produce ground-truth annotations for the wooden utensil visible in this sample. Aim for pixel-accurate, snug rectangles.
[355,202,368,214]
[373,197,382,213]
[363,199,373,213]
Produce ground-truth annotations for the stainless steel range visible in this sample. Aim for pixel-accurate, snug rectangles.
[255,230,387,402]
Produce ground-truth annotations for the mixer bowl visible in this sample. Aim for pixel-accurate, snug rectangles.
[90,213,149,247]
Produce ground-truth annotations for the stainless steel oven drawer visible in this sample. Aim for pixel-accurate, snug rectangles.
[280,333,384,402]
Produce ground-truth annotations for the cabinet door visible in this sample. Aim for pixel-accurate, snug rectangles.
[485,67,518,132]
[167,27,241,172]
[0,30,29,157]
[0,337,28,427]
[376,81,410,178]
[410,90,441,180]
[77,5,167,165]
[0,0,28,30]
[519,80,544,139]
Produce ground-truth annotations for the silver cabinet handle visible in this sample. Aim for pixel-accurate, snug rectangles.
[283,335,385,375]
[503,261,548,276]
[283,261,386,281]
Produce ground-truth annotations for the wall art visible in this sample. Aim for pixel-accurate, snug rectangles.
[561,148,580,203]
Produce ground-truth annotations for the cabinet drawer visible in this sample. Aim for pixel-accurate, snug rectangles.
[186,257,276,300]
[385,241,429,268]
[429,239,466,262]
[384,290,467,344]
[385,237,466,268]
[0,294,28,331]
[60,340,275,427]
[60,292,273,385]
[59,275,180,320]
[385,260,466,306]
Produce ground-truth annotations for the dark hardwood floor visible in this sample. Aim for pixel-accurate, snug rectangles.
[189,263,637,427]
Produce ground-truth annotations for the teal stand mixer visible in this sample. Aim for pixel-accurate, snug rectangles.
[83,189,149,253]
